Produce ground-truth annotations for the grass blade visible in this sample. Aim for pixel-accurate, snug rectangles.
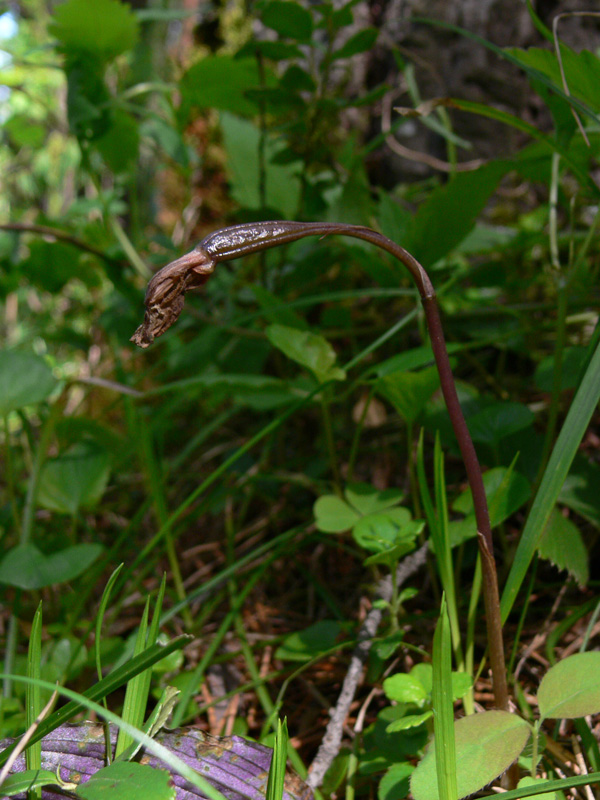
[501,339,600,622]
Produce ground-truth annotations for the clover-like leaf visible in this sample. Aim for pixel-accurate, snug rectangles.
[314,494,360,532]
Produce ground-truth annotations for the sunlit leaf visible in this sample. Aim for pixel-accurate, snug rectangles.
[538,652,600,720]
[411,711,530,800]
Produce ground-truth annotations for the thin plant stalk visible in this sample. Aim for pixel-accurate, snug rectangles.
[131,220,509,712]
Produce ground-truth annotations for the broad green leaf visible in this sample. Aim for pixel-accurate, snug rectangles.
[410,711,530,800]
[314,495,360,532]
[363,539,416,566]
[0,542,103,589]
[0,771,66,797]
[505,46,600,112]
[448,467,530,547]
[538,652,600,721]
[377,367,440,424]
[38,442,111,515]
[344,483,404,515]
[250,284,308,330]
[76,761,175,800]
[403,160,511,266]
[452,467,530,518]
[559,456,600,529]
[379,762,414,800]
[534,347,588,393]
[220,114,302,217]
[501,340,600,623]
[467,401,534,446]
[261,0,313,42]
[50,0,139,61]
[94,110,139,173]
[517,776,565,800]
[450,672,473,701]
[538,509,588,586]
[21,240,97,293]
[179,57,264,119]
[0,351,56,415]
[383,673,428,706]
[332,27,378,60]
[386,712,432,732]
[266,323,346,383]
[352,508,417,553]
[4,115,46,148]
[274,620,345,661]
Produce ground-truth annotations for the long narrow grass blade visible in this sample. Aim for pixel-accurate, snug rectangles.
[265,718,289,800]
[115,596,152,757]
[25,602,43,800]
[0,675,228,800]
[432,596,457,800]
[0,636,190,768]
[501,340,600,622]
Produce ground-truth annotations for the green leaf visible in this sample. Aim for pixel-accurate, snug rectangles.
[50,0,139,61]
[386,712,433,732]
[448,466,530,547]
[332,27,378,60]
[517,776,565,800]
[265,718,288,800]
[76,761,175,800]
[501,340,600,623]
[314,494,360,532]
[452,467,530,518]
[505,46,600,112]
[0,543,103,589]
[352,508,416,553]
[344,483,404,515]
[21,240,94,293]
[274,620,345,662]
[179,57,264,119]
[220,113,302,216]
[0,351,56,415]
[410,711,531,800]
[261,0,314,42]
[378,762,415,800]
[376,367,440,424]
[266,323,346,383]
[383,673,428,706]
[431,598,457,800]
[538,509,589,586]
[467,401,534,446]
[538,652,600,721]
[404,160,511,266]
[94,110,140,173]
[0,771,65,797]
[4,115,46,148]
[559,456,600,529]
[38,441,111,515]
[250,284,308,330]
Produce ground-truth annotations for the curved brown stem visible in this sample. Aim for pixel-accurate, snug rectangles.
[131,221,509,712]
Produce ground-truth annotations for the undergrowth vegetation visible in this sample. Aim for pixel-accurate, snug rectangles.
[0,1,599,799]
